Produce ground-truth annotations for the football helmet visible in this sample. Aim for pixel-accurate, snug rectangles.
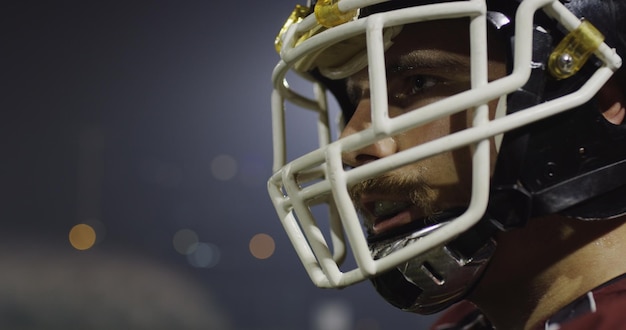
[268,0,624,314]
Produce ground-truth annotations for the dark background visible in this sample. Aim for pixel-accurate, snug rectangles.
[2,1,438,329]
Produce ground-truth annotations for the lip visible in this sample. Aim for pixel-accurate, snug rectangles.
[371,207,415,234]
[360,195,424,235]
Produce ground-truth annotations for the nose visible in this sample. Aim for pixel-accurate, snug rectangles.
[340,99,398,167]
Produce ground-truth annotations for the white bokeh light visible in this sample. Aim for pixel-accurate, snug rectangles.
[187,242,221,268]
[172,228,199,255]
[311,299,353,330]
[210,154,238,181]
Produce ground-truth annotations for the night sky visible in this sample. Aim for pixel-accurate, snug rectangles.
[3,1,438,329]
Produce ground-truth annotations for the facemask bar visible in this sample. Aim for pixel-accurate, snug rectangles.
[269,0,622,289]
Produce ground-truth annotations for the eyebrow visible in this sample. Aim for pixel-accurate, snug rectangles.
[388,49,471,75]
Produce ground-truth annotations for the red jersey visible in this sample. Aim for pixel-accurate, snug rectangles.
[430,274,626,329]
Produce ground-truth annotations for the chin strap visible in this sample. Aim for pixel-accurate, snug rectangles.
[368,210,498,314]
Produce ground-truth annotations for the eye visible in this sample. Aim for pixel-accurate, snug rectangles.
[409,75,438,95]
[389,74,442,106]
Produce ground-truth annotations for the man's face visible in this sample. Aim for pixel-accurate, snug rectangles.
[340,19,506,235]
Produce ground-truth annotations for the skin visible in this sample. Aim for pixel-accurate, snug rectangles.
[342,20,503,234]
[339,18,626,329]
[472,214,626,329]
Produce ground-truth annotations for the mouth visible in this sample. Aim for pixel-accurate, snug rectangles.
[362,198,424,235]
[364,204,468,249]
[359,195,467,245]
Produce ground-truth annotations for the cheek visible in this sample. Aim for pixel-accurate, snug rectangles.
[395,118,452,150]
[395,116,466,174]
[431,153,465,185]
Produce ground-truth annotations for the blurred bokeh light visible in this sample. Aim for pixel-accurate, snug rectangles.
[173,228,199,255]
[211,154,238,181]
[249,233,276,259]
[3,1,439,329]
[69,223,97,250]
